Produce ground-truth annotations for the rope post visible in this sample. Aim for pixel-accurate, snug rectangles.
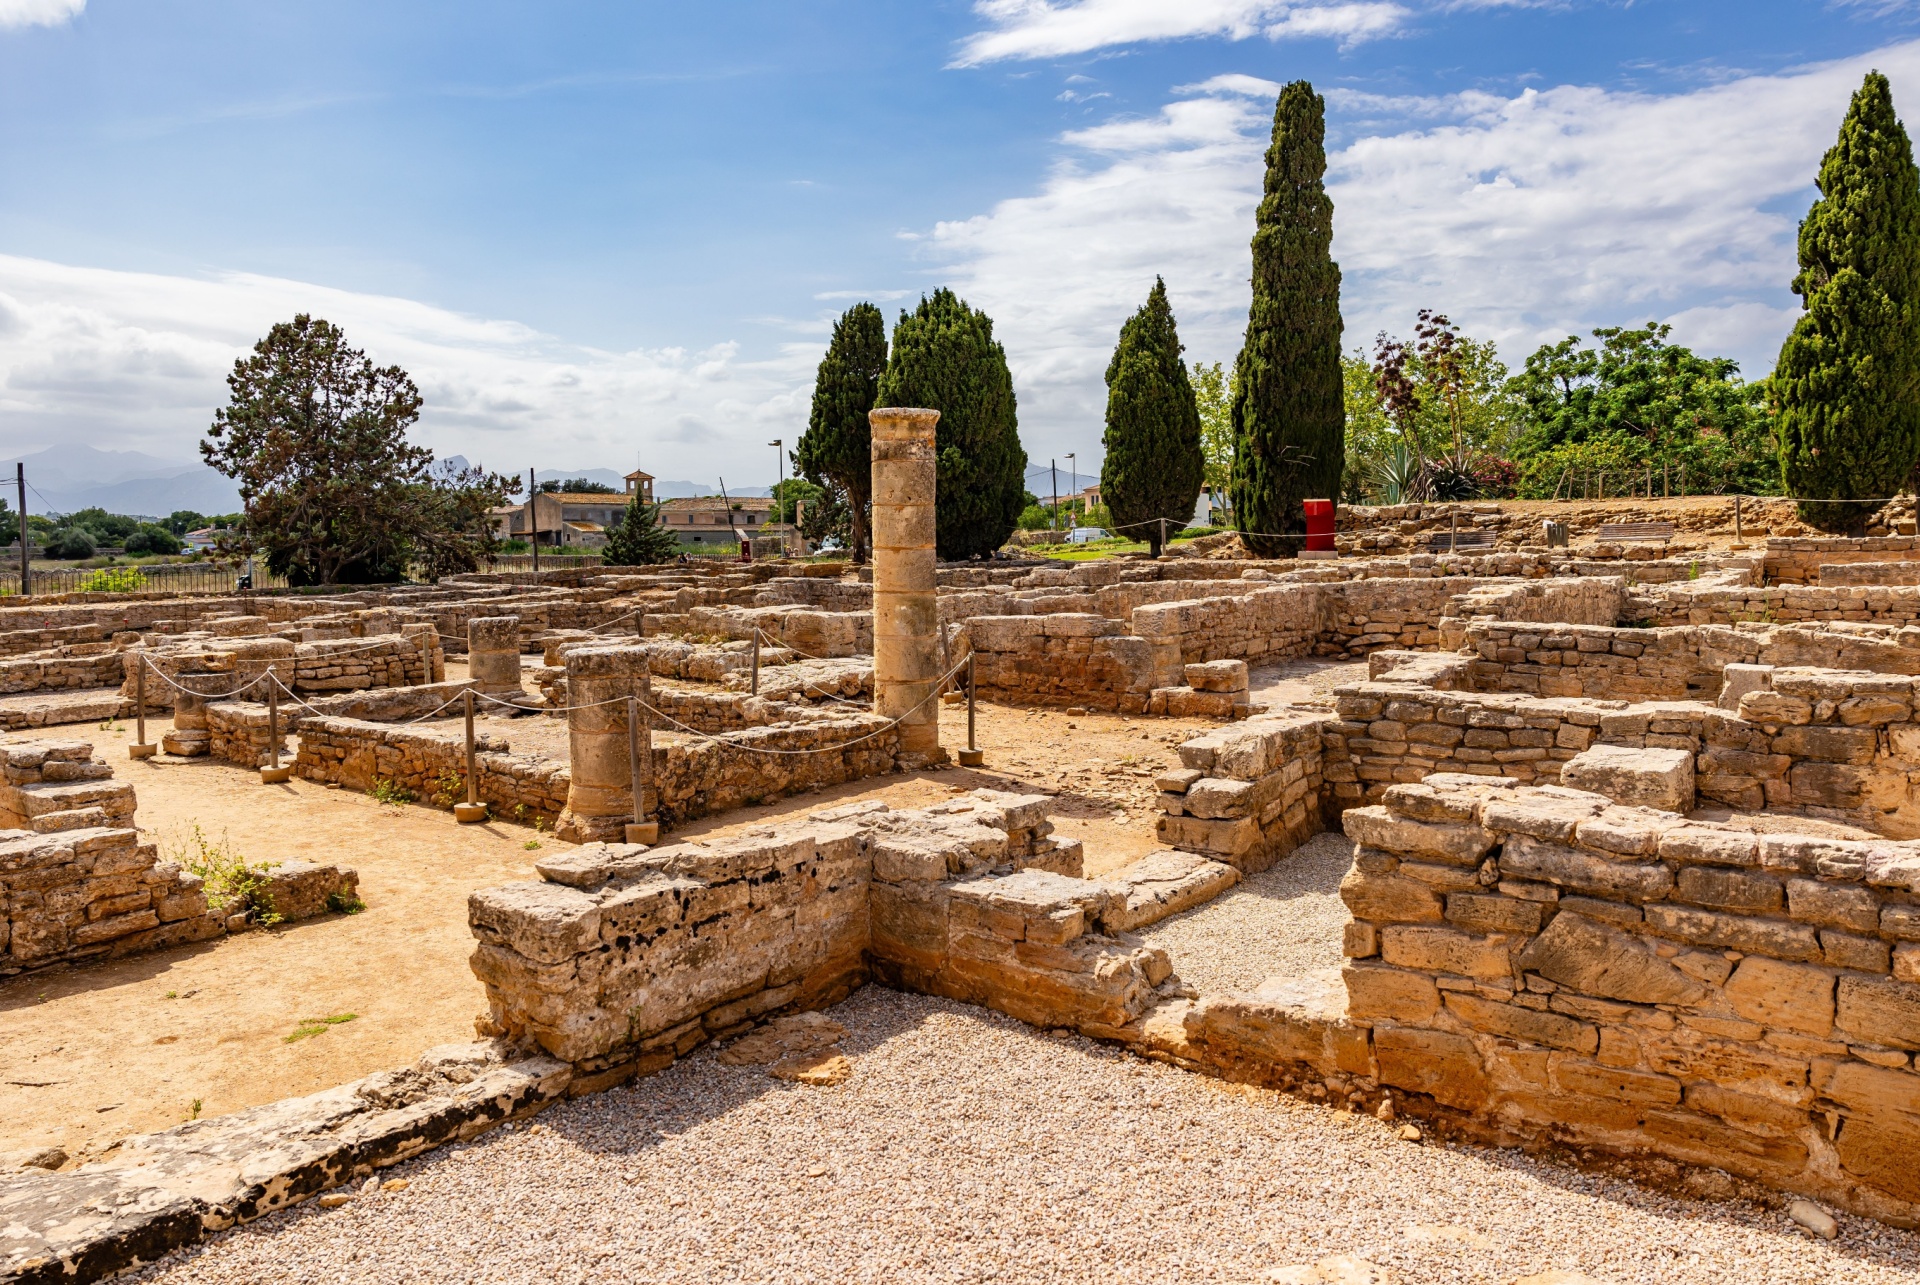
[455,689,486,822]
[750,632,760,696]
[635,608,645,640]
[958,651,983,766]
[261,676,291,783]
[624,695,657,845]
[129,658,156,759]
[1733,495,1745,548]
[1449,510,1458,553]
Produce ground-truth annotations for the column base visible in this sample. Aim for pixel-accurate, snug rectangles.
[554,810,632,844]
[260,766,293,784]
[957,748,985,767]
[624,821,659,845]
[454,802,489,823]
[896,748,952,771]
[128,744,157,760]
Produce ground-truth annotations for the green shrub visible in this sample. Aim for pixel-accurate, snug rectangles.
[78,566,146,593]
[48,528,97,560]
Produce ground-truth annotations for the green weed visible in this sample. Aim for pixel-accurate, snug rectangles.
[188,1098,203,1120]
[166,824,283,925]
[523,839,542,850]
[370,778,415,807]
[284,1013,358,1044]
[428,770,465,808]
[325,890,366,915]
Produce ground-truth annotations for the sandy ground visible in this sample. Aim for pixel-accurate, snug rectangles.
[0,692,1248,1159]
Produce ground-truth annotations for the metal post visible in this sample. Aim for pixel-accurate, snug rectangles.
[750,631,760,695]
[1449,510,1458,553]
[130,659,155,759]
[624,693,656,845]
[455,689,485,822]
[16,463,27,597]
[958,651,983,767]
[528,468,539,575]
[1158,516,1168,555]
[635,608,645,640]
[261,676,291,783]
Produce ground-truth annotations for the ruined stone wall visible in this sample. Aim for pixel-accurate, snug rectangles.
[205,701,287,768]
[1338,774,1920,1225]
[1446,578,1625,629]
[1155,713,1330,873]
[1766,536,1920,585]
[963,613,1182,712]
[0,648,128,695]
[1651,581,1920,627]
[291,710,901,828]
[0,739,137,834]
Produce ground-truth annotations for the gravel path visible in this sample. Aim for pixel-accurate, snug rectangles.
[131,988,1919,1285]
[1138,831,1355,994]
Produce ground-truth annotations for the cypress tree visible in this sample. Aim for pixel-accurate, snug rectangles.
[795,303,887,562]
[1777,71,1920,534]
[1228,81,1345,556]
[874,289,1027,560]
[1101,278,1205,556]
[601,497,681,566]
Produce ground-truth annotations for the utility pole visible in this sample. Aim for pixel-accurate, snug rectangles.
[528,468,539,574]
[15,463,25,597]
[1050,459,1059,531]
[769,439,784,548]
[1065,453,1077,529]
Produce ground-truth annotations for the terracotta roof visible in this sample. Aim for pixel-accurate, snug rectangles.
[658,497,765,511]
[543,492,630,504]
[624,468,654,480]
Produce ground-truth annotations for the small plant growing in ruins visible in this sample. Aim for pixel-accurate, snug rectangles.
[284,1013,358,1044]
[370,777,414,807]
[326,890,366,915]
[187,1099,202,1120]
[428,770,465,808]
[523,838,542,850]
[164,990,178,999]
[98,717,124,732]
[1688,561,1701,580]
[168,824,283,924]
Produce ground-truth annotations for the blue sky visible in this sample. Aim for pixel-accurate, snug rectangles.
[3,0,1919,489]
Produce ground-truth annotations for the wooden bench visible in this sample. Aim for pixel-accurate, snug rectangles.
[1597,521,1675,543]
[1424,526,1495,551]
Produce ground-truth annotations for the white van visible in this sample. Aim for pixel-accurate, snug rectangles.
[1066,527,1109,544]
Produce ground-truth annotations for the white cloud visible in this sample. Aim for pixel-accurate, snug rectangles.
[951,0,1408,66]
[923,42,1920,460]
[0,255,816,481]
[0,0,83,30]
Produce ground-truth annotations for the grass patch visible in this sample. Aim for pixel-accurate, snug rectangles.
[166,824,282,925]
[284,1013,358,1044]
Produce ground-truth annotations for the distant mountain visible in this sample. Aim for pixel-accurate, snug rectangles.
[8,444,241,519]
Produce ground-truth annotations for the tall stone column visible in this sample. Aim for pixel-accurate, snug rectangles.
[468,616,522,693]
[869,407,946,765]
[556,645,655,844]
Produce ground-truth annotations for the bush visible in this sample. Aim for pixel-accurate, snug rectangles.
[125,524,182,556]
[78,566,146,593]
[47,528,97,560]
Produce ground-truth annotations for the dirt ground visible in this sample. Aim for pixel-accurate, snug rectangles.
[0,678,1327,1161]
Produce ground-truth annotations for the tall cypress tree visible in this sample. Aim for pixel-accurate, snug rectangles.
[1228,81,1345,557]
[1101,278,1205,556]
[796,303,887,562]
[1777,71,1920,534]
[874,289,1027,560]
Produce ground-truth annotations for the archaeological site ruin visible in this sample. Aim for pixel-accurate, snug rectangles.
[11,469,1920,1278]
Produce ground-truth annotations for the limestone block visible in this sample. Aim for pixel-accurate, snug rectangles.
[1373,1027,1489,1111]
[1099,851,1239,932]
[1515,912,1706,1005]
[1184,660,1249,693]
[254,861,359,922]
[1837,975,1920,1050]
[1379,924,1511,979]
[1499,834,1675,902]
[1676,867,1783,914]
[1339,866,1444,924]
[1724,957,1835,1036]
[1341,806,1496,865]
[1787,878,1881,933]
[1342,961,1439,1020]
[1739,691,1812,725]
[1560,744,1694,813]
[1443,992,1598,1053]
[1718,663,1773,712]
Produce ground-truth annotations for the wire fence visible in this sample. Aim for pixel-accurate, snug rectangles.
[6,561,291,598]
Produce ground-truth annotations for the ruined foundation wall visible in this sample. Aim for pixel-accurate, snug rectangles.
[0,649,129,695]
[1154,713,1331,873]
[1338,774,1920,1226]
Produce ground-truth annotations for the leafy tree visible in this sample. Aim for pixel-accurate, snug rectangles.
[1229,81,1345,556]
[201,314,516,585]
[1191,361,1234,496]
[601,497,681,566]
[874,289,1027,560]
[166,510,206,536]
[1101,278,1205,556]
[793,478,853,550]
[48,528,96,560]
[1359,313,1518,501]
[797,303,887,563]
[60,508,138,544]
[1777,71,1920,532]
[1507,323,1772,498]
[540,477,617,494]
[769,477,825,525]
[125,524,182,556]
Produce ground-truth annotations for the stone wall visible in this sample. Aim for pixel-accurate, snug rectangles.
[1650,581,1920,627]
[0,647,128,695]
[1337,773,1920,1225]
[963,613,1182,712]
[1155,712,1330,873]
[1446,578,1625,629]
[1765,536,1920,585]
[293,717,571,822]
[205,701,288,768]
[0,739,137,834]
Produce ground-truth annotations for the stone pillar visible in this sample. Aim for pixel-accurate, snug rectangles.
[162,678,212,756]
[468,616,522,693]
[869,407,946,765]
[555,645,655,843]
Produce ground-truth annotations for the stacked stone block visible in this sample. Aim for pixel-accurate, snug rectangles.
[963,613,1182,712]
[1339,773,1920,1223]
[0,740,136,834]
[1155,712,1329,872]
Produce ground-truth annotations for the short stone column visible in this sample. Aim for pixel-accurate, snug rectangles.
[162,678,212,756]
[555,645,655,843]
[468,616,522,693]
[869,407,946,765]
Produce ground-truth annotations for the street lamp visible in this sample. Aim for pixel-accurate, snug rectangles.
[769,440,784,518]
[1065,453,1076,529]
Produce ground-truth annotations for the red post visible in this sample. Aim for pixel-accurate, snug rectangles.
[1303,498,1336,553]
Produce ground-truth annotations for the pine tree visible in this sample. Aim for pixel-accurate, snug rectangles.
[874,289,1027,560]
[1101,278,1205,556]
[601,497,680,566]
[795,303,887,563]
[1228,81,1345,557]
[1777,71,1920,533]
